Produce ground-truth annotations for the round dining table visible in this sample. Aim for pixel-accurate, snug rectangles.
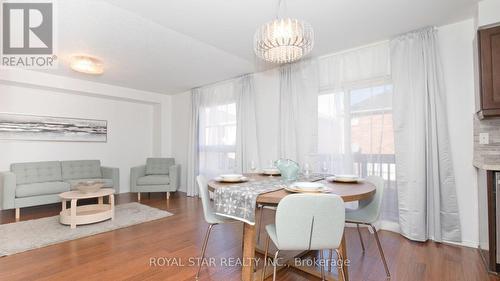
[208,174,376,281]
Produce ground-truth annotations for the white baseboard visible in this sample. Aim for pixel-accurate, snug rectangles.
[377,220,400,233]
[345,220,400,234]
[345,221,478,249]
[444,239,478,249]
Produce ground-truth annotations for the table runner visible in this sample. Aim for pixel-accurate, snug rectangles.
[213,178,286,225]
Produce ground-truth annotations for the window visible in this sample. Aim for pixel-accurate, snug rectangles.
[317,82,398,222]
[350,84,395,181]
[198,102,237,178]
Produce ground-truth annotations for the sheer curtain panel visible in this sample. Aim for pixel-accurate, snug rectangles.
[278,60,319,166]
[186,89,201,197]
[317,42,399,225]
[236,74,260,173]
[186,82,238,196]
[197,82,238,180]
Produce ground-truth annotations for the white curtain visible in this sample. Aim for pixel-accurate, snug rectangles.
[186,89,201,197]
[236,74,260,173]
[278,59,319,166]
[319,42,391,92]
[317,42,399,224]
[186,76,259,194]
[186,82,238,196]
[391,27,461,242]
[197,81,238,180]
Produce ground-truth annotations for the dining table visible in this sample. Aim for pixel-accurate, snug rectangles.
[208,173,376,281]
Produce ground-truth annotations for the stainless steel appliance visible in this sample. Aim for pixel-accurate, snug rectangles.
[478,169,500,273]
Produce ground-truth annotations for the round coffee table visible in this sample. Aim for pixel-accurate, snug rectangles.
[59,188,115,229]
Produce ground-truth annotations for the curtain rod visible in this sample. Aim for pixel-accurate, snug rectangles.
[191,72,253,91]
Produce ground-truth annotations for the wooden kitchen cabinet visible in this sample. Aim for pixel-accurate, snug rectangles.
[477,25,500,119]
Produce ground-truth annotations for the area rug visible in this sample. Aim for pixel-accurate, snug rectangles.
[0,202,173,256]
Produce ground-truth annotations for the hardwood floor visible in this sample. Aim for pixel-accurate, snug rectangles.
[0,192,497,281]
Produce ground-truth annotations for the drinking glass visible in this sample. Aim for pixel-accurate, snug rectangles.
[303,163,311,178]
[321,161,329,174]
[249,161,257,173]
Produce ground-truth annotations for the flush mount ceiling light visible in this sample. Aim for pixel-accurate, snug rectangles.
[70,55,104,75]
[254,0,314,64]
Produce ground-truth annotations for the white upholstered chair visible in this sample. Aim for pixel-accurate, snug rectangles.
[195,175,239,279]
[261,193,346,281]
[345,175,390,278]
[257,204,276,244]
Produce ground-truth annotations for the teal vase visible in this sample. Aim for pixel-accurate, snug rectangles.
[274,159,300,181]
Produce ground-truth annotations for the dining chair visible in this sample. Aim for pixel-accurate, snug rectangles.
[261,193,346,281]
[257,204,276,244]
[196,175,239,280]
[344,175,390,278]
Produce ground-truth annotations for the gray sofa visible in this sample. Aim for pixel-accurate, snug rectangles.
[130,158,180,201]
[0,160,119,219]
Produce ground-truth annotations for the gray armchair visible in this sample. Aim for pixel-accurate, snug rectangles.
[130,158,180,201]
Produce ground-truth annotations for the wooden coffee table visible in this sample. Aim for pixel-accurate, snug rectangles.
[59,188,115,229]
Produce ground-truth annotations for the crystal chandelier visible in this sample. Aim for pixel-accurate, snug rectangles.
[254,1,314,64]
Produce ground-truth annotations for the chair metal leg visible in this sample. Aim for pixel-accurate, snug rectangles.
[196,224,215,280]
[272,250,280,281]
[369,224,390,278]
[261,235,270,281]
[335,249,347,281]
[319,250,326,281]
[257,205,264,244]
[241,224,245,253]
[356,223,366,252]
[137,192,141,202]
[328,249,333,272]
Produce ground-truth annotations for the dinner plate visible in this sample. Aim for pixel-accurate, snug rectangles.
[261,168,281,176]
[220,174,244,181]
[292,182,325,190]
[215,176,249,183]
[326,175,362,183]
[284,185,328,193]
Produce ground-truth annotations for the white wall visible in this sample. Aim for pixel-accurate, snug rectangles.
[0,70,173,196]
[438,19,478,247]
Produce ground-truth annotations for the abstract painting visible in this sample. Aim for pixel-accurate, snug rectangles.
[0,113,107,142]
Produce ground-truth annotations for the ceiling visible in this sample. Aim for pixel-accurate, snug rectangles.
[37,0,478,94]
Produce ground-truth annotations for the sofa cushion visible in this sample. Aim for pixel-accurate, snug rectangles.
[11,161,62,185]
[61,160,102,180]
[137,175,170,186]
[65,178,114,190]
[145,158,174,175]
[16,182,70,198]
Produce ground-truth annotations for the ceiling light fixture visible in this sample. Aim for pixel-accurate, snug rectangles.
[254,0,314,64]
[70,55,104,75]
